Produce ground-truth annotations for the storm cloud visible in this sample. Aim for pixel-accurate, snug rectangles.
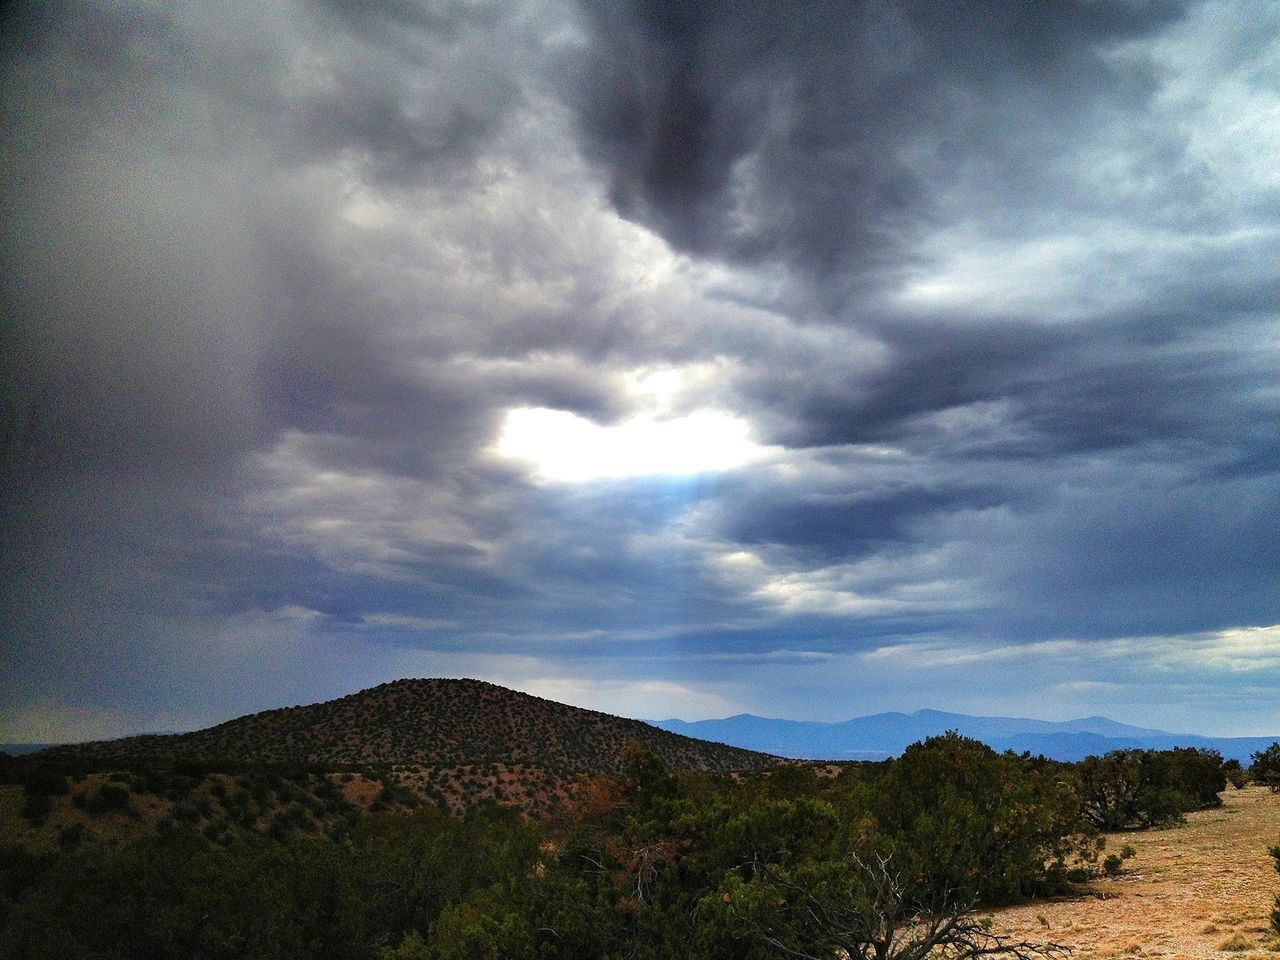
[1,0,1276,741]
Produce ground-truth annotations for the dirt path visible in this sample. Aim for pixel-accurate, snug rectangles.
[992,785,1280,959]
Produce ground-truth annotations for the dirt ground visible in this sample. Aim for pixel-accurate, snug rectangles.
[992,785,1280,959]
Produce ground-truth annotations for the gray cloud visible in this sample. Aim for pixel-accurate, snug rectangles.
[569,0,1189,289]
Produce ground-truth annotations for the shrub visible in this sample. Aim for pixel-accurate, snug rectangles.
[20,791,52,823]
[1250,742,1280,791]
[173,759,214,778]
[172,801,201,823]
[57,822,85,850]
[706,742,1084,960]
[87,783,132,816]
[1222,758,1247,789]
[382,930,432,960]
[1077,748,1223,830]
[248,779,272,806]
[227,788,251,809]
[1220,932,1252,952]
[1271,843,1280,935]
[21,769,70,823]
[165,775,198,801]
[1102,853,1123,876]
[23,770,70,797]
[1163,748,1227,809]
[862,733,1095,903]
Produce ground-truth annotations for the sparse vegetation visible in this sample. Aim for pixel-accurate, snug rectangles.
[0,736,1102,960]
[33,679,781,777]
[0,684,1260,959]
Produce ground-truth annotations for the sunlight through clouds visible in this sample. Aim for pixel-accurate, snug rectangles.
[495,406,769,482]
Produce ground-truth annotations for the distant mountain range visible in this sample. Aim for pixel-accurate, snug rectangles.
[0,744,56,756]
[32,679,780,776]
[652,710,1279,764]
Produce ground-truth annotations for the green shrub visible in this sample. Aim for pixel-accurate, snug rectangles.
[87,783,132,816]
[165,775,198,800]
[172,801,201,823]
[1250,743,1280,791]
[57,822,85,850]
[20,791,52,823]
[1077,748,1223,830]
[698,740,1089,960]
[1222,758,1247,789]
[227,788,251,809]
[23,770,70,797]
[381,929,432,960]
[1271,843,1279,935]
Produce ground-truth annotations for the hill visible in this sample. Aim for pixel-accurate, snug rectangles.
[653,710,1278,763]
[36,678,780,777]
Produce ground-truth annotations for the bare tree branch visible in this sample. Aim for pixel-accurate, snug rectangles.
[726,850,1071,960]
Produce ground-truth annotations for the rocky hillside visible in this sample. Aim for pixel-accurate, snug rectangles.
[37,679,780,776]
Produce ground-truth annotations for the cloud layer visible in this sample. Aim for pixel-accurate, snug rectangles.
[2,0,1276,740]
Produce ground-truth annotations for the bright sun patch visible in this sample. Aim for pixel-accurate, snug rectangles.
[495,406,766,482]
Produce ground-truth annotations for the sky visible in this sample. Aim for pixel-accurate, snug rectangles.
[1,0,1277,743]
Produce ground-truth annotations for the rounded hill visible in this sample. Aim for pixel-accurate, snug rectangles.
[38,678,780,776]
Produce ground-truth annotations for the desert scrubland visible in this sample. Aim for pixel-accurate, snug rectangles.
[994,785,1280,959]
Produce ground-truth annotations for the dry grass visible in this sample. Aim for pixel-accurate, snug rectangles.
[992,785,1280,959]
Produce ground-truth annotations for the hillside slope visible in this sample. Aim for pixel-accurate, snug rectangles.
[37,679,781,776]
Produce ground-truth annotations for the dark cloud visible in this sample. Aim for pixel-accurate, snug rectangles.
[966,468,1280,640]
[570,0,1189,289]
[712,482,1009,563]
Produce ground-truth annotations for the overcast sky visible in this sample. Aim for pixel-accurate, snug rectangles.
[2,0,1277,742]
